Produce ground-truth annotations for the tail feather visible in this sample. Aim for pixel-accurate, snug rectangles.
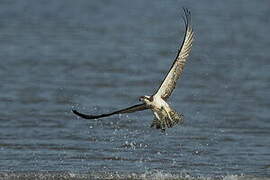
[151,108,184,131]
[169,109,184,126]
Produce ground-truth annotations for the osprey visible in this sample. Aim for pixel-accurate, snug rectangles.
[73,8,194,131]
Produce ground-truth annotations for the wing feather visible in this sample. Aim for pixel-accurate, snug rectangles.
[72,103,147,119]
[154,8,194,100]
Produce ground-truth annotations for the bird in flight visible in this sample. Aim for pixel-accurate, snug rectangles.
[73,8,194,131]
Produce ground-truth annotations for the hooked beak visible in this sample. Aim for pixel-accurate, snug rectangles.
[139,96,144,101]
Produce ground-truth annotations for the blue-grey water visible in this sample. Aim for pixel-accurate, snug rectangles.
[0,0,269,179]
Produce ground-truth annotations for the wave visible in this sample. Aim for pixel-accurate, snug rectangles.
[0,171,268,180]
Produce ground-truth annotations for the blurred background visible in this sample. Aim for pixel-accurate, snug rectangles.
[0,0,269,179]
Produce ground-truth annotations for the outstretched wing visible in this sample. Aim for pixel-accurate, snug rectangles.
[72,103,148,119]
[154,8,194,100]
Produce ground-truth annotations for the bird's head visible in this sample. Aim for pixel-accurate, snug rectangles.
[139,95,152,103]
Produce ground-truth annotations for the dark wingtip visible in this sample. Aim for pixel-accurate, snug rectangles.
[72,109,94,119]
[182,7,191,26]
[72,109,80,117]
[72,109,79,115]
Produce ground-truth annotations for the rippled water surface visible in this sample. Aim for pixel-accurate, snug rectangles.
[0,0,269,179]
